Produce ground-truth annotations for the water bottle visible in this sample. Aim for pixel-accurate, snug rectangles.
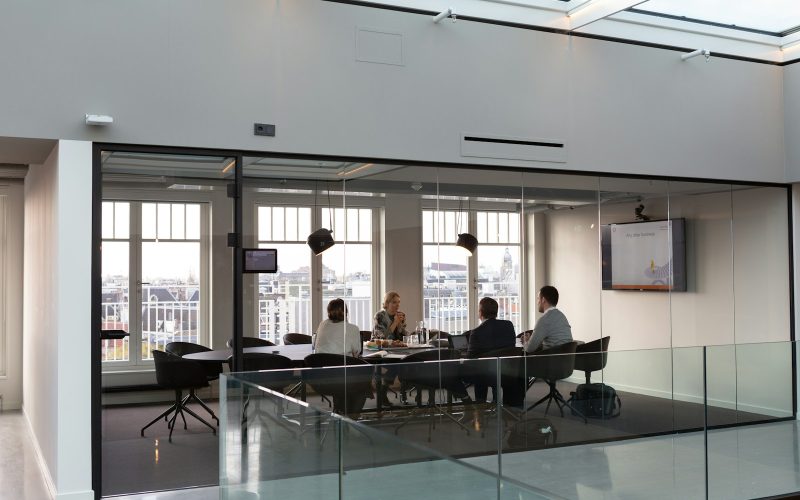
[416,321,426,344]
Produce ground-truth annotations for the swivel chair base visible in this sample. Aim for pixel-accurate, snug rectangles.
[527,381,587,424]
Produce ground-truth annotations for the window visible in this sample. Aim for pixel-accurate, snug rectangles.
[320,208,373,330]
[256,206,313,343]
[422,208,523,333]
[423,210,469,333]
[255,204,376,342]
[476,211,522,331]
[101,201,207,366]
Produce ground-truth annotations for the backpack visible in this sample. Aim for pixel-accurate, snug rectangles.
[567,383,621,418]
[505,417,557,449]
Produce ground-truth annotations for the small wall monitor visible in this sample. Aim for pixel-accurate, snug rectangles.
[243,248,277,273]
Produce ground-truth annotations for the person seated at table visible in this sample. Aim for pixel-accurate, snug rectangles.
[313,298,362,358]
[373,291,407,341]
[372,291,407,406]
[523,285,573,353]
[463,297,516,403]
[467,297,516,358]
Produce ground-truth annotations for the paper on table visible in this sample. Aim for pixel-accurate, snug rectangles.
[362,350,387,358]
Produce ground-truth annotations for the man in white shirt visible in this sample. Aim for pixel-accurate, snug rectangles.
[523,286,573,353]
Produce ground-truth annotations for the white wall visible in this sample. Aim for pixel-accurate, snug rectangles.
[23,141,93,500]
[0,0,787,183]
[545,186,792,416]
[0,182,25,411]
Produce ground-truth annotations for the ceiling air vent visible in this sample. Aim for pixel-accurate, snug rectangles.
[460,134,566,163]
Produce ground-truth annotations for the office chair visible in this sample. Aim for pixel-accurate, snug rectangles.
[165,341,222,424]
[283,333,312,345]
[524,342,586,423]
[303,353,374,446]
[394,349,471,442]
[239,353,298,437]
[227,337,276,348]
[360,331,373,343]
[141,350,217,442]
[574,336,610,384]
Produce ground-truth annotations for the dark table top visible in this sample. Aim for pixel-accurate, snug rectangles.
[182,343,441,364]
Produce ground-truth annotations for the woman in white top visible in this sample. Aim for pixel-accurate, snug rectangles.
[313,298,362,358]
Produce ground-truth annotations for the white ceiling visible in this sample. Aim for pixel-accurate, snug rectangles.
[358,0,800,62]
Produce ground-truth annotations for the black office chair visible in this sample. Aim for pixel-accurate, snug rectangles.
[574,336,610,384]
[165,341,223,424]
[303,353,374,446]
[283,333,312,345]
[476,346,525,406]
[239,353,297,436]
[227,337,276,348]
[395,349,471,442]
[524,342,586,423]
[141,350,217,442]
[303,353,373,416]
[360,331,373,343]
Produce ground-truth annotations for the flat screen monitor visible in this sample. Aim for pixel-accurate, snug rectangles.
[243,248,277,273]
[601,218,686,291]
[449,334,468,352]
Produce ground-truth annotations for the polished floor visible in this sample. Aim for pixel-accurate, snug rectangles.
[216,420,800,500]
[0,411,52,500]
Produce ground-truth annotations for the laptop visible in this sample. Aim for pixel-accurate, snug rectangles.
[448,334,469,355]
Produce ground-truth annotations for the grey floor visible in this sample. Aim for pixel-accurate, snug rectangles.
[0,411,53,500]
[6,405,800,500]
[217,420,800,500]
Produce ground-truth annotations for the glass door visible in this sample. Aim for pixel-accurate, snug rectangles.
[99,150,235,497]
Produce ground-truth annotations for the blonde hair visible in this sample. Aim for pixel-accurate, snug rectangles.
[382,291,400,309]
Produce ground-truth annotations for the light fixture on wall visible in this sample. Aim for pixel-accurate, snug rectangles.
[307,181,336,255]
[455,197,478,256]
[85,114,114,126]
[433,7,455,23]
[681,49,711,61]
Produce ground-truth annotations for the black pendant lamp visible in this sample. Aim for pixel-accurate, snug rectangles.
[455,197,478,256]
[307,181,336,256]
[307,227,335,255]
[456,232,478,256]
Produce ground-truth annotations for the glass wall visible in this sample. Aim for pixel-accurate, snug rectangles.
[95,150,793,496]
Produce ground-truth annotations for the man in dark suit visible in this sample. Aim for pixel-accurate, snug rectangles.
[465,297,517,402]
[467,297,516,358]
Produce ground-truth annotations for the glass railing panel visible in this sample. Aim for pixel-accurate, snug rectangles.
[220,371,340,499]
[706,341,798,500]
[503,346,709,498]
[339,412,552,500]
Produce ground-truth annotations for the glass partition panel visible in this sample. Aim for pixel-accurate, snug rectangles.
[731,186,790,345]
[100,151,234,496]
[220,373,340,499]
[706,341,797,500]
[510,346,707,497]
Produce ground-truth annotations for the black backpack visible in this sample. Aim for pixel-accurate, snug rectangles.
[567,383,621,418]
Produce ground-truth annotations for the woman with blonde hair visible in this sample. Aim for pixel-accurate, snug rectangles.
[373,291,407,341]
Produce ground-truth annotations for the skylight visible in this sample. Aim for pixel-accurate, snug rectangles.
[630,0,800,35]
[352,0,800,62]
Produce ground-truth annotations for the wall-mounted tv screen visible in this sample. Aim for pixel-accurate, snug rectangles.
[243,248,277,273]
[601,219,686,291]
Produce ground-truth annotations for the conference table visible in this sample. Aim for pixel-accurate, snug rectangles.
[182,343,441,411]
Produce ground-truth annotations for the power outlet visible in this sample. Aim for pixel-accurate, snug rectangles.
[254,123,275,137]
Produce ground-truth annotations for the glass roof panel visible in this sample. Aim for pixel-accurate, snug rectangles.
[632,0,800,34]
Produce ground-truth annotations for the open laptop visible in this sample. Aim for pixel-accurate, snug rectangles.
[448,334,469,356]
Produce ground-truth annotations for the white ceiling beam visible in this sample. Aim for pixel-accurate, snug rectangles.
[568,0,650,31]
[781,32,800,51]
